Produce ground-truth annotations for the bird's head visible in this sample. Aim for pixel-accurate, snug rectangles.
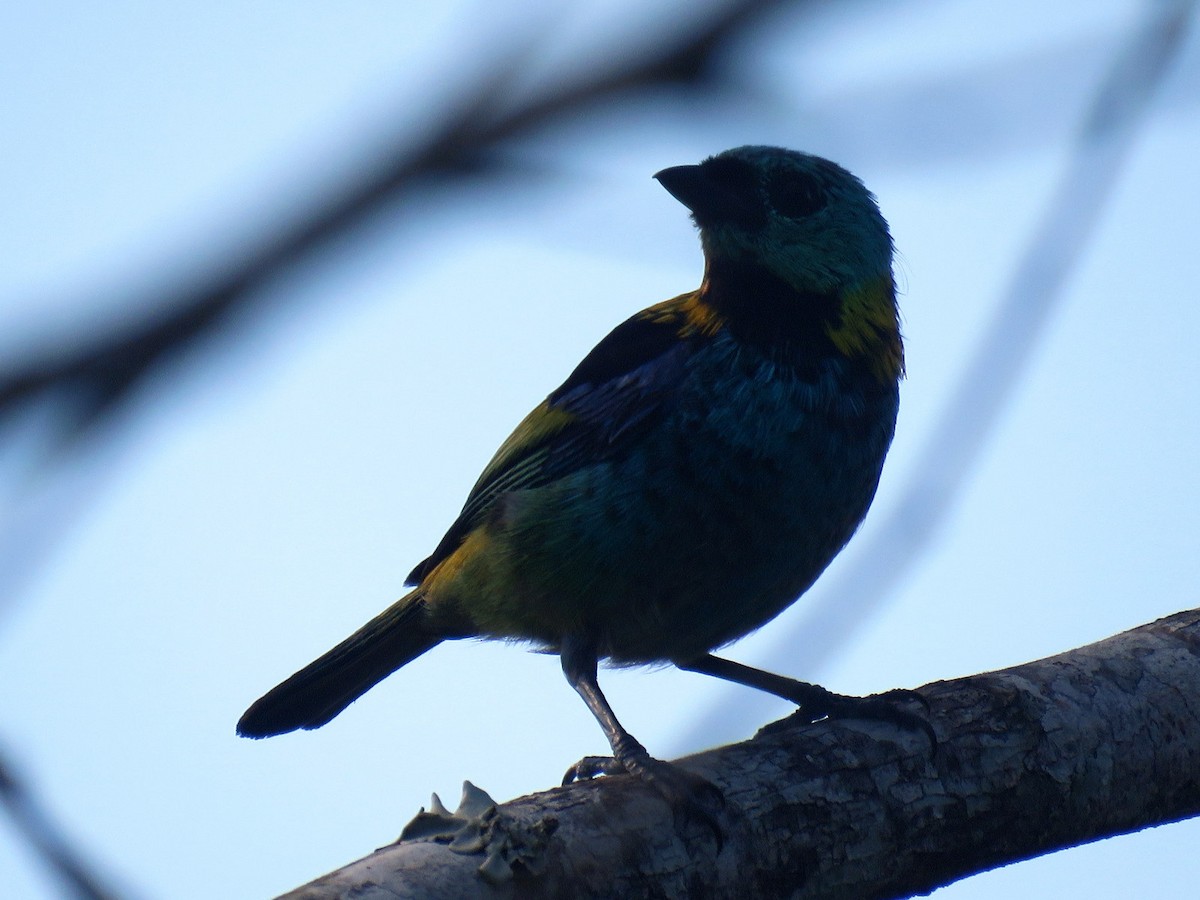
[655,145,893,295]
[656,146,901,380]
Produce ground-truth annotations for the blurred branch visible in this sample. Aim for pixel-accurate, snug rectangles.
[0,0,790,447]
[679,0,1197,750]
[7,1,1195,456]
[0,748,122,900]
[0,3,784,891]
[277,609,1200,899]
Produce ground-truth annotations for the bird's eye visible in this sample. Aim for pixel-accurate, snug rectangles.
[767,172,827,218]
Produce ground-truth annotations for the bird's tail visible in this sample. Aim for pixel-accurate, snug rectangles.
[237,589,441,738]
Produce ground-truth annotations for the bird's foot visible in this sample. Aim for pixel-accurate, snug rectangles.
[562,755,624,782]
[787,682,936,749]
[563,737,725,847]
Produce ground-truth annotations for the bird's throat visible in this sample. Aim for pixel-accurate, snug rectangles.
[697,261,903,384]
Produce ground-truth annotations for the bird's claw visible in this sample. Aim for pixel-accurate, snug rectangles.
[871,686,931,714]
[813,689,937,751]
[562,755,624,784]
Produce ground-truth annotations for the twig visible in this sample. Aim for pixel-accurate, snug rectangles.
[0,0,790,446]
[0,747,123,900]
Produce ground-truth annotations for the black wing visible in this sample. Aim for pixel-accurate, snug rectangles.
[405,295,711,584]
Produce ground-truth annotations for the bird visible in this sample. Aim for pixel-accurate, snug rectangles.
[238,145,919,816]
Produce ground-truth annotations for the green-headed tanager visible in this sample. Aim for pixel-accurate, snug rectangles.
[239,146,921,815]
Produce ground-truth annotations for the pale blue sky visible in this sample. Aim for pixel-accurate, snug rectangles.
[2,2,1198,897]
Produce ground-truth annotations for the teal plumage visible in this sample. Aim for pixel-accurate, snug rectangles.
[239,146,913,805]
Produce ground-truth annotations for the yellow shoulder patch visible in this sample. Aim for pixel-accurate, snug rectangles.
[825,274,905,383]
[641,289,726,338]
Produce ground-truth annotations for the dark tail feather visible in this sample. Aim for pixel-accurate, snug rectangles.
[237,590,441,738]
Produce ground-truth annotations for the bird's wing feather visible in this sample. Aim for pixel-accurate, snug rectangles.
[405,294,710,584]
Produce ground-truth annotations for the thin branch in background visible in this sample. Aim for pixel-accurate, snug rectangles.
[0,3,792,894]
[676,0,1198,751]
[0,749,123,900]
[0,0,790,453]
[0,0,796,624]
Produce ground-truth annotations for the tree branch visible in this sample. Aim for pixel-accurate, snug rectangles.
[276,608,1200,899]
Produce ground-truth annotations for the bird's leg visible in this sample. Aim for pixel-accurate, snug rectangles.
[676,653,935,747]
[559,634,652,784]
[560,634,724,842]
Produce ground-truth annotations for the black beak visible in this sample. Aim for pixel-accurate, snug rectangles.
[654,164,708,208]
[654,163,765,229]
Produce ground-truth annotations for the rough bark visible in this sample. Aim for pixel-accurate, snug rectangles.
[276,609,1200,899]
